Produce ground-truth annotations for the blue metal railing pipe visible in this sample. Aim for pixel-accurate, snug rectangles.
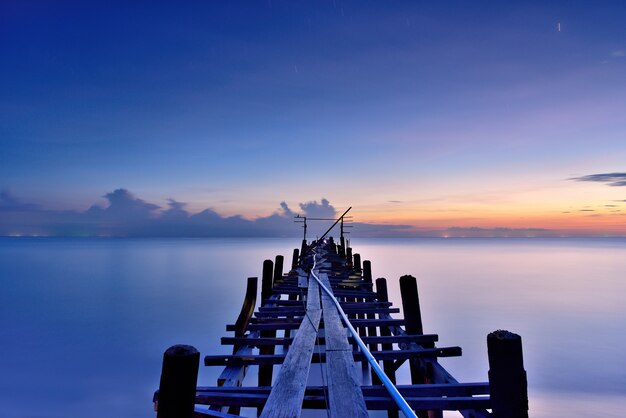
[310,251,417,418]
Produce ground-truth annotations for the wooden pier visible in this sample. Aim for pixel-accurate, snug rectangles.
[154,237,528,418]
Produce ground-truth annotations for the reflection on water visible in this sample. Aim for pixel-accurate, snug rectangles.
[0,237,625,417]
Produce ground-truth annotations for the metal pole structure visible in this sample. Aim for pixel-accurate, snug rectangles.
[301,207,352,257]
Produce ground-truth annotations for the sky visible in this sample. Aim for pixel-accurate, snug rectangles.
[2,1,626,237]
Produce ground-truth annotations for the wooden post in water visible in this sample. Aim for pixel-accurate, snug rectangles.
[362,260,372,284]
[261,259,274,303]
[400,275,424,335]
[259,260,276,389]
[300,239,307,259]
[375,278,399,418]
[156,344,199,418]
[273,255,284,283]
[488,330,529,418]
[364,260,377,353]
[353,253,362,273]
[400,275,432,418]
[291,248,299,269]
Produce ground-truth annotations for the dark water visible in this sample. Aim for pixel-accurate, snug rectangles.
[1,237,625,417]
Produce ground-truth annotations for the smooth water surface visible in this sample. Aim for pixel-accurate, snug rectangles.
[1,237,625,417]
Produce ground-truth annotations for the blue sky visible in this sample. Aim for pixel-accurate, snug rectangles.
[2,1,626,235]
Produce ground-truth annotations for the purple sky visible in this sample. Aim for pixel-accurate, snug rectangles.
[2,1,626,236]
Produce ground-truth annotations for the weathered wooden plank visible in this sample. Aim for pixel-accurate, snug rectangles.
[196,391,491,410]
[216,330,259,386]
[220,334,439,347]
[221,336,294,346]
[376,310,492,418]
[260,278,322,418]
[325,349,369,417]
[258,312,320,417]
[306,269,320,309]
[240,322,302,331]
[297,269,308,289]
[255,307,400,317]
[258,301,393,311]
[269,288,378,299]
[193,407,241,417]
[196,382,489,397]
[205,347,460,366]
[318,271,368,418]
[230,318,404,332]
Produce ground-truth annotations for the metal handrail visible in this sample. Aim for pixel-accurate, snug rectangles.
[310,250,418,418]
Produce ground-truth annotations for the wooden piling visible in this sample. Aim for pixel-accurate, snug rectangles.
[400,275,430,418]
[291,249,299,269]
[365,260,377,364]
[487,330,528,418]
[353,253,362,272]
[259,260,276,388]
[156,344,200,418]
[399,275,424,335]
[300,239,307,258]
[363,260,372,284]
[162,239,519,418]
[261,260,274,302]
[375,278,399,418]
[274,255,284,283]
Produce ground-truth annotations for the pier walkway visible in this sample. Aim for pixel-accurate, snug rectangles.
[154,237,528,418]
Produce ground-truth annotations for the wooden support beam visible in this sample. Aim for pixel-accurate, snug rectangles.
[232,277,257,352]
[196,382,489,397]
[195,390,491,410]
[221,334,439,348]
[258,300,392,308]
[254,306,400,317]
[194,407,242,417]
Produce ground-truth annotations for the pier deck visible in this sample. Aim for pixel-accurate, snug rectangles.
[154,237,528,418]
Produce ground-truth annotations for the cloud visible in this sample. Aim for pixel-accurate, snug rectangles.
[611,50,625,57]
[0,189,40,211]
[388,200,404,204]
[0,189,410,238]
[571,173,626,187]
[6,188,621,238]
[298,198,336,218]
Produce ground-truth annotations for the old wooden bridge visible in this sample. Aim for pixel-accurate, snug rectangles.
[154,234,528,417]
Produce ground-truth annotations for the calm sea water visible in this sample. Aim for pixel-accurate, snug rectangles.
[1,237,625,417]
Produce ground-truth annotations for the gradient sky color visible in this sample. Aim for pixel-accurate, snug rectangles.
[2,1,626,235]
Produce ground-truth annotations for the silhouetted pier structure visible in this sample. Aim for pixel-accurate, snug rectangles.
[154,235,528,418]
